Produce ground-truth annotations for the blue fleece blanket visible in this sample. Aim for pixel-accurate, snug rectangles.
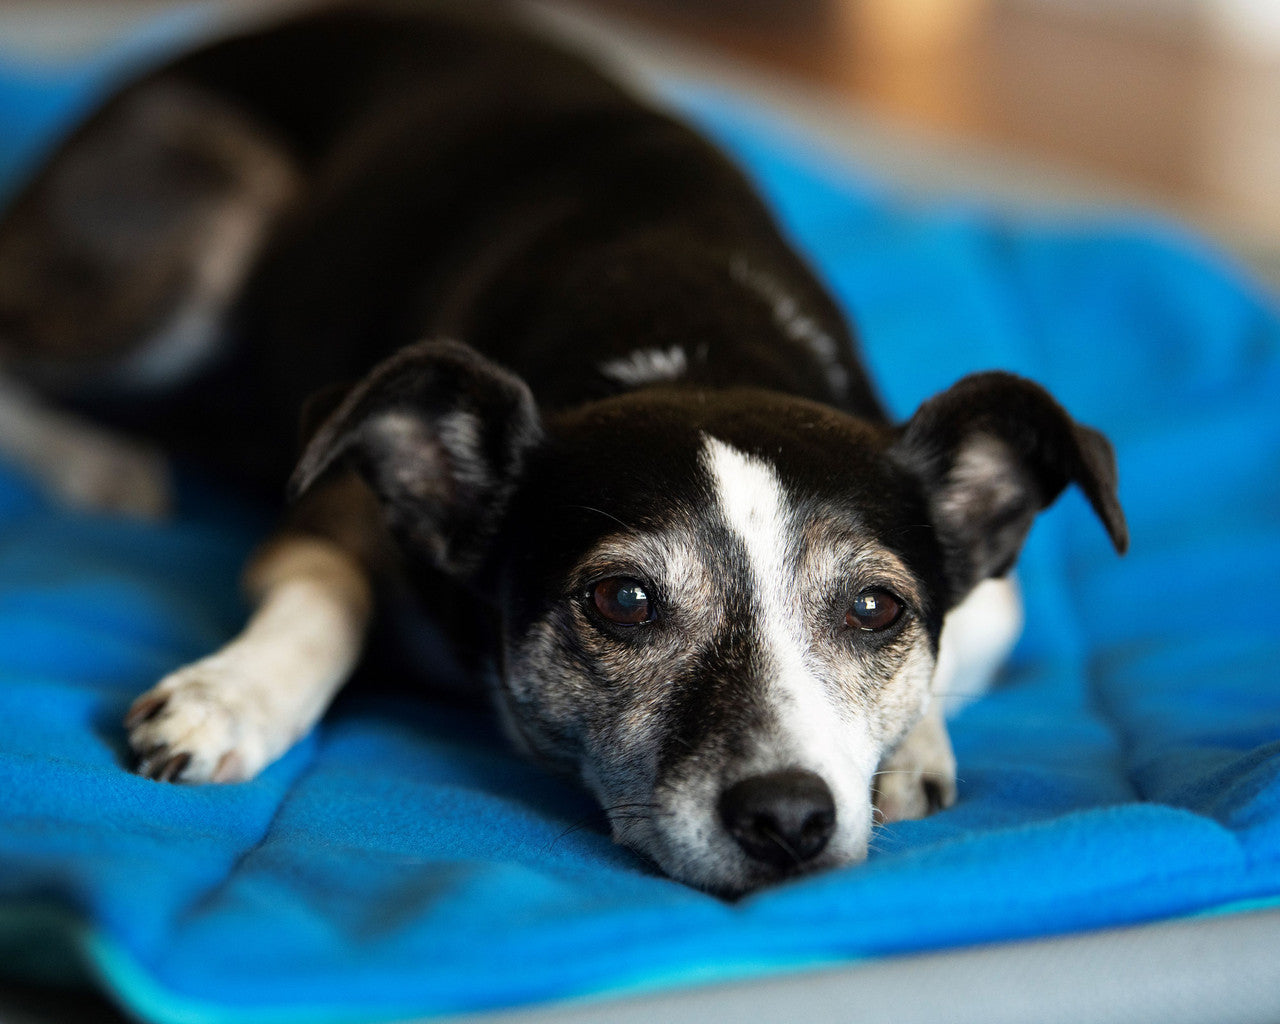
[2,25,1279,1024]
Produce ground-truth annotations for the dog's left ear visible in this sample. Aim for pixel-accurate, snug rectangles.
[290,340,542,577]
[891,371,1128,601]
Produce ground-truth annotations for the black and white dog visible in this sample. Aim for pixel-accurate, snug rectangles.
[0,2,1126,895]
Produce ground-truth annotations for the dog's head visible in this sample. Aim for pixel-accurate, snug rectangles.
[293,340,1127,895]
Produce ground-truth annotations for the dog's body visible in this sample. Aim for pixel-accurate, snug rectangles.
[0,3,1125,895]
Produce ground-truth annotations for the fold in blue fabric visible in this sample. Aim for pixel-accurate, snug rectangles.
[2,25,1279,1024]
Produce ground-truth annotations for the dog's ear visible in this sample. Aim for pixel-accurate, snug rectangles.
[290,340,542,577]
[891,372,1127,601]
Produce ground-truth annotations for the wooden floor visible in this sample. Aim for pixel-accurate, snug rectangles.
[572,0,1280,243]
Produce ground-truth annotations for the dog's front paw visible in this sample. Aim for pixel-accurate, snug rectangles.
[873,708,957,823]
[125,659,274,783]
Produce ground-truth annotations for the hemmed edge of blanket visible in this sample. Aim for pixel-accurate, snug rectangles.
[6,894,1280,1024]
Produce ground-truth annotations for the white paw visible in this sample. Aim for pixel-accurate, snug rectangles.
[46,432,171,519]
[125,658,277,783]
[873,714,957,823]
[873,764,957,823]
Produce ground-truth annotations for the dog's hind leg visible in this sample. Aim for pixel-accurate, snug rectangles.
[0,375,171,516]
[0,77,300,381]
[126,476,384,783]
[0,78,300,513]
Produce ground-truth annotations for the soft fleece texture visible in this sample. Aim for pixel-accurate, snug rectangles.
[2,20,1279,1024]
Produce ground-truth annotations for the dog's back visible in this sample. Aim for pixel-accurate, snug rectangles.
[0,2,880,497]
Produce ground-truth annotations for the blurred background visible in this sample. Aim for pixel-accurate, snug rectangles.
[582,0,1280,236]
[0,0,1277,287]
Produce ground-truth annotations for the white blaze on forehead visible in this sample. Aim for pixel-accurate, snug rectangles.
[699,435,874,855]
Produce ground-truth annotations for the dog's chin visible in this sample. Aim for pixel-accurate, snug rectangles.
[707,852,860,899]
[611,811,871,898]
[660,842,869,900]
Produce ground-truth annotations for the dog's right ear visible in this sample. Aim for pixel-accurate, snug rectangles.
[290,340,542,577]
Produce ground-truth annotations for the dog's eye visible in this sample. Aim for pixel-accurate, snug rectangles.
[592,577,655,625]
[846,588,903,632]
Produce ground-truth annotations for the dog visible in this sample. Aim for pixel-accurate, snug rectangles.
[0,2,1127,896]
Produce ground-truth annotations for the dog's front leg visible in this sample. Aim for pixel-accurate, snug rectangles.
[873,704,957,822]
[126,534,372,783]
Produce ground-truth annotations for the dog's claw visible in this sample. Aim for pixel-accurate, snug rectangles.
[135,745,192,783]
[212,750,245,783]
[156,751,192,783]
[923,777,948,814]
[125,694,168,728]
[134,743,171,779]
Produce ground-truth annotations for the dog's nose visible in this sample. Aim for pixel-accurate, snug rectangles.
[718,768,836,869]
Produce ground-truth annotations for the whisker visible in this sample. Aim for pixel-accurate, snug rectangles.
[599,802,661,815]
[548,801,669,846]
[560,504,634,533]
[552,816,601,844]
[605,805,675,821]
